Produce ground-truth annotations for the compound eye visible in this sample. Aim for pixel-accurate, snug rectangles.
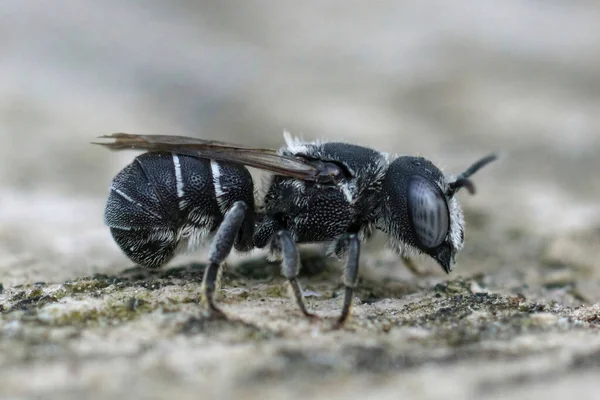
[407,175,450,249]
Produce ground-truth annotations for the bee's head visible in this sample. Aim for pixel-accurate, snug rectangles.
[377,154,497,273]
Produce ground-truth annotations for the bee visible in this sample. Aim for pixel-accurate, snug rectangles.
[95,132,497,327]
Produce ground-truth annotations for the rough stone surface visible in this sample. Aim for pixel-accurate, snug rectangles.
[1,230,600,400]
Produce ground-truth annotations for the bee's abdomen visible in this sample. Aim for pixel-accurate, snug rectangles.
[104,152,222,268]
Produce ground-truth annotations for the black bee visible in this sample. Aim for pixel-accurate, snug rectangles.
[95,132,497,327]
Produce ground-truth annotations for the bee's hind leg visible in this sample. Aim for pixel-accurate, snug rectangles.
[201,201,248,318]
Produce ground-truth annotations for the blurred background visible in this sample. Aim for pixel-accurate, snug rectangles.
[1,0,599,286]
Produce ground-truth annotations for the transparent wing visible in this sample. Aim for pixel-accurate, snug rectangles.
[93,133,340,183]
